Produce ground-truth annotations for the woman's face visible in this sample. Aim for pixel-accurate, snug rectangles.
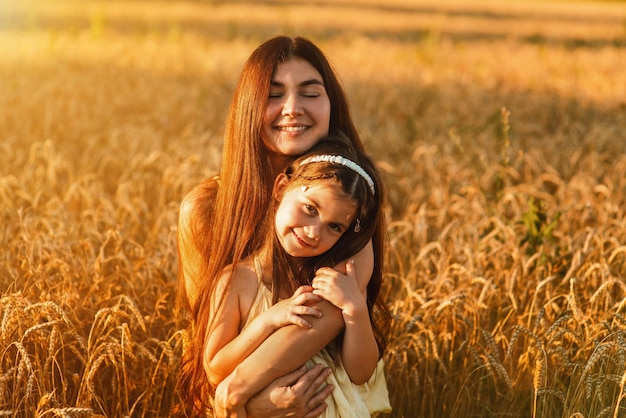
[262,58,331,161]
[274,180,356,258]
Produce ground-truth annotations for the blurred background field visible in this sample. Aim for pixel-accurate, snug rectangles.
[1,0,626,416]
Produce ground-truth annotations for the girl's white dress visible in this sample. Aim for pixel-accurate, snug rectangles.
[242,271,392,417]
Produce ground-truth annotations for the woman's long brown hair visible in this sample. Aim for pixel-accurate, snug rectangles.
[176,36,388,416]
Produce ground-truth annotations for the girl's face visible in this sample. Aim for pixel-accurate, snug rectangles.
[262,59,331,162]
[274,179,357,258]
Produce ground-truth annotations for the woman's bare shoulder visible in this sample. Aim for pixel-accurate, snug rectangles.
[177,177,220,310]
[179,177,219,222]
[337,240,374,292]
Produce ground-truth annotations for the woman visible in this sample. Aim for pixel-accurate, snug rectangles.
[177,36,388,417]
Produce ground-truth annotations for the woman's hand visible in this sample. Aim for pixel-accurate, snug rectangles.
[262,285,323,330]
[246,364,334,418]
[213,359,335,418]
[311,261,366,316]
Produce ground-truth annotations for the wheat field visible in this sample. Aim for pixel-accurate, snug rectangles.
[1,0,626,416]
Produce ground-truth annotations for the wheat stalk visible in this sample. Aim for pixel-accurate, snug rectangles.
[2,1,626,416]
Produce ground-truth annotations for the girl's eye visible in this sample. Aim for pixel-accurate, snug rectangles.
[329,223,342,233]
[305,204,317,215]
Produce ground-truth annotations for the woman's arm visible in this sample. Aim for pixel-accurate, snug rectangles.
[206,279,323,386]
[214,298,345,415]
[213,241,375,413]
[347,239,375,291]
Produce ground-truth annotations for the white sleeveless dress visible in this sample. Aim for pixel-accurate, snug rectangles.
[243,269,392,417]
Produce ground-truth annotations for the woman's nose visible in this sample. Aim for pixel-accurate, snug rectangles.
[282,94,303,116]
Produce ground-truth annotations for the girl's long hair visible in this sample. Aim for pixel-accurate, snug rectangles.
[176,36,385,416]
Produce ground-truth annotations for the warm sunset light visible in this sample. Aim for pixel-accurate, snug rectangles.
[1,0,625,416]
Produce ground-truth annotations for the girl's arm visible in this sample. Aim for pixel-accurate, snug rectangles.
[214,241,375,414]
[312,260,379,384]
[214,299,345,415]
[334,241,379,383]
[205,268,323,387]
[202,267,247,387]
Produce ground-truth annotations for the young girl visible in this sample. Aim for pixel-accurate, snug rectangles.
[205,136,391,417]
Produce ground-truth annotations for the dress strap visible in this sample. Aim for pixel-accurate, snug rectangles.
[253,255,264,284]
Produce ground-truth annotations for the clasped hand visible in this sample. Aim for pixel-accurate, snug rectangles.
[262,285,324,330]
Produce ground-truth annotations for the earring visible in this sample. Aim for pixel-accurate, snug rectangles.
[354,218,361,233]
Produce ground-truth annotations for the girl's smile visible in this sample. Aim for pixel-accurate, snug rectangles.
[275,180,356,258]
[292,229,315,248]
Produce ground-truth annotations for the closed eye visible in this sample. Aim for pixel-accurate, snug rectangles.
[301,85,325,98]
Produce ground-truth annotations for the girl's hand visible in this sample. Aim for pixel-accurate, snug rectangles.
[311,261,366,316]
[263,285,323,330]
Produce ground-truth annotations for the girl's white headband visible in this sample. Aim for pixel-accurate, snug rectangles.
[298,154,375,195]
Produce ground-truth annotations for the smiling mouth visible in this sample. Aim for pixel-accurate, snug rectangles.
[292,230,313,247]
[276,125,309,133]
